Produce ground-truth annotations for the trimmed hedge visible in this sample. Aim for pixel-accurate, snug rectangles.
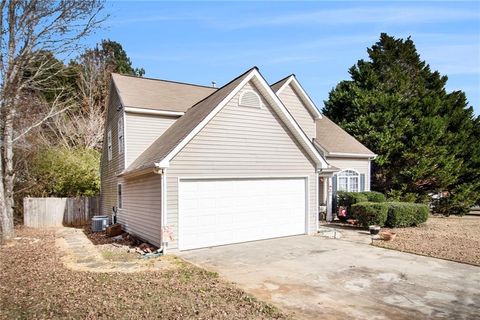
[385,202,429,227]
[337,192,368,209]
[337,191,386,220]
[351,202,388,227]
[361,191,386,203]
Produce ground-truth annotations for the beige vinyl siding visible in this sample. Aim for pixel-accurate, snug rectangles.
[100,85,125,216]
[120,174,162,246]
[125,113,177,167]
[278,84,316,139]
[166,81,317,249]
[327,157,371,191]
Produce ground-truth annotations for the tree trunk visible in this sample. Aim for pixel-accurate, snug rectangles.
[2,105,15,240]
[0,152,13,241]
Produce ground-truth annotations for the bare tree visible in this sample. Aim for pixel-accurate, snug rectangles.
[0,0,106,241]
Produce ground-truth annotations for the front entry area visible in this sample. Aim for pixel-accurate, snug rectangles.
[178,177,307,250]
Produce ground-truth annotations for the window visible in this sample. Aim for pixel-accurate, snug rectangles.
[118,116,124,155]
[336,170,360,192]
[239,90,261,108]
[117,183,122,209]
[107,128,112,161]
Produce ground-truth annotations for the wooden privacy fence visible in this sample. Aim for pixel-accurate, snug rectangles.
[24,197,100,228]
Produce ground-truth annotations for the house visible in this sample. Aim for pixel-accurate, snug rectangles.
[100,67,376,251]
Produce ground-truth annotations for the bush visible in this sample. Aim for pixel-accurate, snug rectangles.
[361,191,386,203]
[337,191,386,220]
[351,202,388,227]
[432,191,474,216]
[30,147,100,197]
[337,192,368,220]
[385,202,430,227]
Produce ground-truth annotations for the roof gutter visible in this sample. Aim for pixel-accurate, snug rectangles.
[327,152,377,159]
[117,166,159,179]
[124,106,185,117]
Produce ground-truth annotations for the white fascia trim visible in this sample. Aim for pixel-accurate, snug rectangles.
[156,69,328,169]
[275,75,322,119]
[124,106,185,117]
[327,152,377,159]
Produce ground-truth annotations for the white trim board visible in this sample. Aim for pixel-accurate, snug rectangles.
[327,152,377,159]
[124,107,185,117]
[156,68,329,169]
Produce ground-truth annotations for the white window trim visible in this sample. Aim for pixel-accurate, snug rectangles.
[117,183,123,209]
[336,169,360,192]
[107,128,112,161]
[118,116,124,155]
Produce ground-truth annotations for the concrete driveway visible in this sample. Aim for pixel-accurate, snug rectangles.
[179,235,480,319]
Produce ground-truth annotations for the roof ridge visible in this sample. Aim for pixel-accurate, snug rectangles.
[111,72,217,90]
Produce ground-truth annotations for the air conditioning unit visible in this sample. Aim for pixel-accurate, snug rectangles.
[91,215,110,232]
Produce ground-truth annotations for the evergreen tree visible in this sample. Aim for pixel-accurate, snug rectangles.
[323,33,480,213]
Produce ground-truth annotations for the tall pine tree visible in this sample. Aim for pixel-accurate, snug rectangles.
[323,33,480,213]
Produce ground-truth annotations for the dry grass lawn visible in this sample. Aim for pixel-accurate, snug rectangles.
[0,227,289,320]
[374,216,480,266]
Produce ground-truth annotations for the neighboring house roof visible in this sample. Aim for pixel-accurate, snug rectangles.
[111,73,216,112]
[122,67,329,176]
[314,116,376,157]
[270,74,322,119]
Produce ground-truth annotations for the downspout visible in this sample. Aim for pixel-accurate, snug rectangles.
[154,166,167,253]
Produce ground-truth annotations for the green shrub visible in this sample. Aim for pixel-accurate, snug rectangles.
[337,192,368,209]
[336,192,368,220]
[361,191,386,203]
[351,202,388,227]
[414,203,430,225]
[337,191,386,220]
[31,147,100,197]
[385,202,430,227]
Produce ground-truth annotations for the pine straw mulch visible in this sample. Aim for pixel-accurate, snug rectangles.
[373,216,480,266]
[0,227,289,320]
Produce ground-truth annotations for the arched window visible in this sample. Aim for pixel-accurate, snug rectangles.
[337,169,360,192]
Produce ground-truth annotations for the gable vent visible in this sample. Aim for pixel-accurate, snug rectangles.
[239,90,261,108]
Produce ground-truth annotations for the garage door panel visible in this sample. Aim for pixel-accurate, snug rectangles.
[179,178,306,250]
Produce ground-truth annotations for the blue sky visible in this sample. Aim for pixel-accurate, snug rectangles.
[88,1,480,114]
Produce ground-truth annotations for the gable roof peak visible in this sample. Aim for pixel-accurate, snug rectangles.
[271,74,322,119]
[121,67,328,176]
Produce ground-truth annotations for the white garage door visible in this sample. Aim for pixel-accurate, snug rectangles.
[178,178,306,250]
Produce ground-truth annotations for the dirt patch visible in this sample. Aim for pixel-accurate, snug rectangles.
[373,216,480,266]
[0,227,289,319]
[83,225,136,246]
